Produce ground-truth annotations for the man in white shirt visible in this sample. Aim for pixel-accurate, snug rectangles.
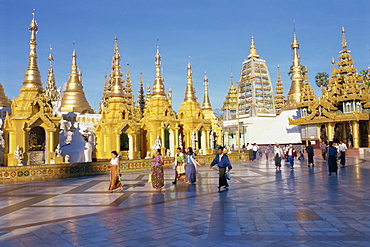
[338,140,347,167]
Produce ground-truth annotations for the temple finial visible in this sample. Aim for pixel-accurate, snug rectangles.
[341,26,348,52]
[152,43,166,96]
[22,10,42,89]
[202,69,212,110]
[248,36,260,59]
[46,46,58,101]
[184,59,197,102]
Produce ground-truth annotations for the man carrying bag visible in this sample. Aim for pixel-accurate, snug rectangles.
[210,146,232,191]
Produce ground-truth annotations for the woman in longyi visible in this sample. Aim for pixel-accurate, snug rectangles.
[108,151,123,192]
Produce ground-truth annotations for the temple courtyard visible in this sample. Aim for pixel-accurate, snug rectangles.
[0,154,369,247]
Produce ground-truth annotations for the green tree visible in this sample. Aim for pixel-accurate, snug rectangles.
[314,72,329,88]
[287,65,307,79]
[359,69,370,86]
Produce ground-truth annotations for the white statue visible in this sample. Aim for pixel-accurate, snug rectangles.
[84,141,92,162]
[210,130,215,150]
[14,145,23,165]
[179,134,183,149]
[145,150,151,159]
[60,120,74,144]
[55,144,63,157]
[191,131,196,150]
[152,136,161,150]
[0,129,4,148]
[166,149,171,157]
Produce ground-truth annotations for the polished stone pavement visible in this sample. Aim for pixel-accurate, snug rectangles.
[0,154,369,247]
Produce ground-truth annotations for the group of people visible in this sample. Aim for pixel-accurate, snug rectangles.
[106,138,348,192]
[273,144,297,170]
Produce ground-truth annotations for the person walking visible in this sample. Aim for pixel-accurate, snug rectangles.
[338,140,347,167]
[210,146,232,191]
[151,149,164,190]
[264,146,270,161]
[274,143,284,170]
[252,143,259,161]
[285,144,297,169]
[306,141,315,167]
[108,151,123,193]
[185,147,197,185]
[172,147,185,185]
[327,141,338,176]
[320,141,327,160]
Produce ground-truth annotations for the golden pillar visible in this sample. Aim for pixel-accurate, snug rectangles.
[116,134,120,152]
[174,126,179,149]
[160,125,165,155]
[352,121,360,148]
[342,122,347,141]
[327,122,334,142]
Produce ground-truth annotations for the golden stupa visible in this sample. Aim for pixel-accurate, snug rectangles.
[285,30,304,110]
[60,50,95,113]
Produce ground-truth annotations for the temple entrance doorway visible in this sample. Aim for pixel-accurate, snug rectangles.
[120,132,133,159]
[28,126,46,165]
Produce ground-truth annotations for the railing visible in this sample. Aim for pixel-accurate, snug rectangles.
[0,153,249,183]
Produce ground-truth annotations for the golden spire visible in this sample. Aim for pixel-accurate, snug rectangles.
[109,37,125,98]
[22,11,43,91]
[285,28,304,109]
[152,44,166,96]
[45,46,58,101]
[125,62,134,104]
[168,86,173,106]
[138,71,145,112]
[221,73,237,111]
[274,65,285,115]
[202,69,212,110]
[184,61,198,102]
[248,36,260,59]
[331,58,336,76]
[60,50,95,113]
[340,26,347,53]
[146,83,152,99]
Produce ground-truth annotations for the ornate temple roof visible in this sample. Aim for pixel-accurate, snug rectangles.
[289,27,370,125]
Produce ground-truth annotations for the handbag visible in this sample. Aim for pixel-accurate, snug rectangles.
[176,163,185,174]
[148,174,153,183]
[116,175,121,181]
[225,171,231,180]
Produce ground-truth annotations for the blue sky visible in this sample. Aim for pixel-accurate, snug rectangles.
[0,0,369,112]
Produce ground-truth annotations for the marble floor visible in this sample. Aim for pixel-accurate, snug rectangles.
[0,154,369,247]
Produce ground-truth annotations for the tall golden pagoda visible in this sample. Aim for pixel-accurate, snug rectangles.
[290,27,370,148]
[285,30,304,110]
[178,62,212,153]
[141,45,178,157]
[96,37,141,159]
[4,12,61,166]
[274,65,285,115]
[60,50,95,113]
